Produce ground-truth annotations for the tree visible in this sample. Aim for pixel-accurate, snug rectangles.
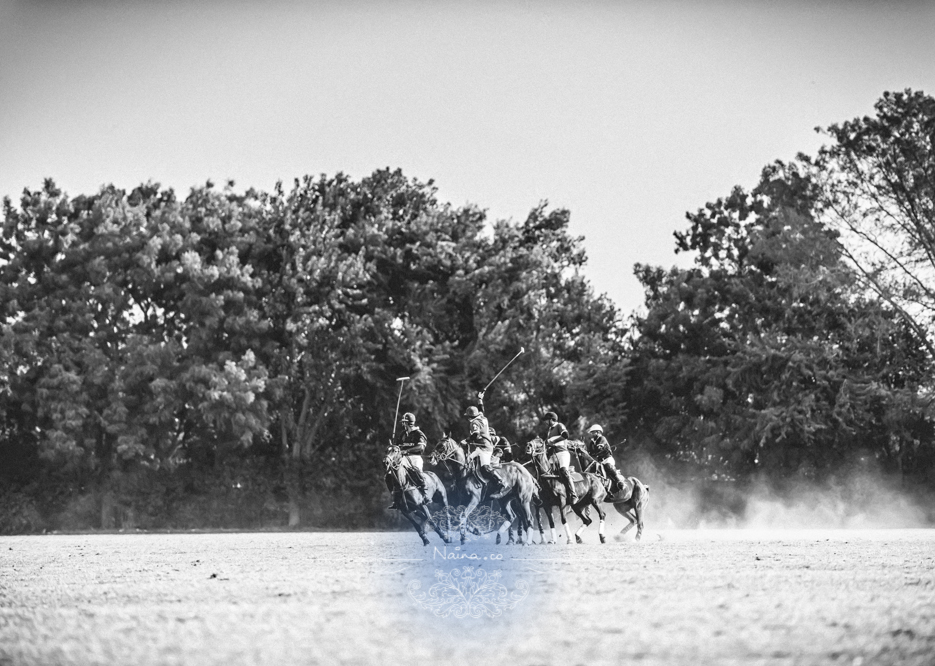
[0,180,271,525]
[0,169,628,530]
[812,89,935,357]
[625,163,933,480]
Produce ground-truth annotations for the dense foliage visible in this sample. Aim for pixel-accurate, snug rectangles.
[3,90,935,532]
[0,171,620,530]
[624,162,934,481]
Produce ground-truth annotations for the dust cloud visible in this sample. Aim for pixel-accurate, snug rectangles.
[619,453,934,531]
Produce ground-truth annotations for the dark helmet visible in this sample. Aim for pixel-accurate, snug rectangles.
[464,406,480,418]
[542,411,558,422]
[400,412,415,425]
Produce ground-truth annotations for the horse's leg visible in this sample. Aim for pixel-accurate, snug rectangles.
[518,499,534,547]
[473,495,488,536]
[498,498,517,545]
[534,504,547,544]
[519,497,535,546]
[594,492,608,544]
[434,482,452,542]
[531,499,545,544]
[573,502,593,544]
[420,498,449,544]
[557,502,572,545]
[619,506,637,536]
[401,509,429,546]
[460,487,482,545]
[545,502,558,544]
[571,492,593,544]
[634,488,646,541]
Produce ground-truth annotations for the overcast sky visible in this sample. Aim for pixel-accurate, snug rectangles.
[2,0,934,315]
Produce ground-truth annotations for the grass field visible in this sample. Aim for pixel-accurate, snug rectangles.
[2,527,934,665]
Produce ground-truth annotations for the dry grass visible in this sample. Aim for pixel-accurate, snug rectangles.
[1,527,934,665]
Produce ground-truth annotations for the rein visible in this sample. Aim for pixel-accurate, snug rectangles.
[525,438,554,476]
[433,439,467,468]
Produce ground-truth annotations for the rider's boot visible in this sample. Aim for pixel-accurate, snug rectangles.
[482,464,503,495]
[559,467,580,504]
[406,468,430,504]
[615,471,627,495]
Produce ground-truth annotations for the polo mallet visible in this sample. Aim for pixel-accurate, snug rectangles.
[391,376,410,441]
[482,347,525,393]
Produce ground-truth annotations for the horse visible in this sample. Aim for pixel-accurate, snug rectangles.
[383,445,452,546]
[525,437,611,544]
[429,435,538,545]
[570,441,650,541]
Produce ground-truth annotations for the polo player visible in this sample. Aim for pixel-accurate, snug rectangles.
[386,412,428,510]
[488,425,514,463]
[543,411,580,503]
[586,424,628,494]
[464,392,503,494]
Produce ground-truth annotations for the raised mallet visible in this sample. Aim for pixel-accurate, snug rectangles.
[482,347,525,393]
[391,376,410,441]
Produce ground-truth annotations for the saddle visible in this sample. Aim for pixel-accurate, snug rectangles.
[469,462,502,484]
[586,461,633,501]
[389,467,428,503]
[542,470,585,483]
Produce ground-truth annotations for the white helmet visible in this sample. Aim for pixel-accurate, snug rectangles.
[587,424,603,434]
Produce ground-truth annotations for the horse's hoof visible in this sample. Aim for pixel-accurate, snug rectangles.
[422,538,430,546]
[575,535,583,544]
[495,534,501,545]
[599,535,607,544]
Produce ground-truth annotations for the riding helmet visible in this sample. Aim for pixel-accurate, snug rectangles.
[464,406,480,418]
[587,424,603,434]
[400,412,415,424]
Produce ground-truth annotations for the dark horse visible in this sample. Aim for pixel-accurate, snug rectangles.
[383,446,452,546]
[570,440,651,541]
[525,437,612,544]
[430,436,538,545]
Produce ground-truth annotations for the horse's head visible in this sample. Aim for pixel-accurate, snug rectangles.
[383,445,403,471]
[526,436,547,457]
[430,434,464,466]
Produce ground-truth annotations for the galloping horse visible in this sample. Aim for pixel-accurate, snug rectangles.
[572,441,650,541]
[383,445,451,546]
[430,436,538,545]
[525,437,610,544]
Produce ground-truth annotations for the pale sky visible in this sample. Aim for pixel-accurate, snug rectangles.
[2,0,934,315]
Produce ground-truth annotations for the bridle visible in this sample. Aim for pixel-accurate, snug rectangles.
[383,445,403,472]
[525,437,553,475]
[431,436,466,468]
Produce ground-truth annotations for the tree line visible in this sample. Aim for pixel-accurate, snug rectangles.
[2,89,934,532]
